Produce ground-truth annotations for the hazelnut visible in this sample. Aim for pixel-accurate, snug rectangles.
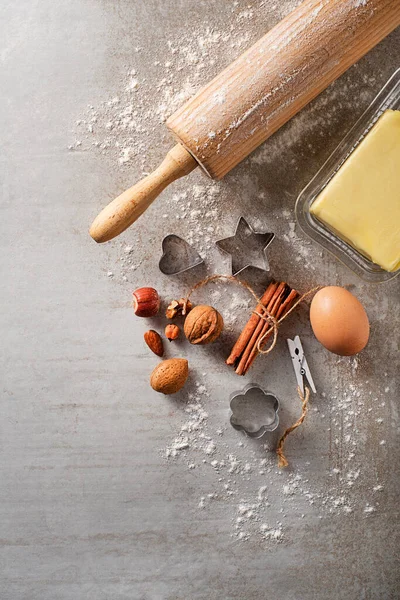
[150,358,189,395]
[144,330,164,357]
[184,305,224,345]
[166,298,192,319]
[133,287,160,317]
[165,324,180,341]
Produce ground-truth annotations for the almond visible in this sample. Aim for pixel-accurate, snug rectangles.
[150,358,189,395]
[144,330,164,357]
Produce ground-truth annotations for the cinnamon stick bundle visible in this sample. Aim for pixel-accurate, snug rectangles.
[226,280,299,375]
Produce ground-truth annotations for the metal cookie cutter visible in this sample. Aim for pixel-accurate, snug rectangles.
[287,335,316,394]
[230,383,280,439]
[216,217,275,276]
[159,234,204,275]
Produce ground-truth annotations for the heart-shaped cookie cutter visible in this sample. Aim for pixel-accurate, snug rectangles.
[159,234,204,276]
[230,383,280,438]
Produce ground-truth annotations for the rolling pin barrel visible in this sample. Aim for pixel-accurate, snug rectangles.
[168,0,400,179]
[90,0,400,242]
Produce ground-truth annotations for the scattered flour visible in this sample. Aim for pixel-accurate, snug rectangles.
[69,6,266,170]
[71,0,377,284]
[161,371,387,546]
[75,1,390,548]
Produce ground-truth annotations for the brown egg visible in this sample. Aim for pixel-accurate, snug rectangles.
[310,287,369,356]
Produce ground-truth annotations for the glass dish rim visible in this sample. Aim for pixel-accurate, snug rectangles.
[295,67,400,284]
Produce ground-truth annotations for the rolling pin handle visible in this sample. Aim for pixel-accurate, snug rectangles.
[89,144,197,243]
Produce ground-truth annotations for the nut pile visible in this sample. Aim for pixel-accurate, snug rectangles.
[132,287,224,395]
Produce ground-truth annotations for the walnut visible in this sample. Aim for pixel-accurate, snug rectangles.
[183,305,224,345]
[166,298,192,319]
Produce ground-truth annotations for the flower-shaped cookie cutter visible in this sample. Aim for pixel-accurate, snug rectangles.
[229,383,280,438]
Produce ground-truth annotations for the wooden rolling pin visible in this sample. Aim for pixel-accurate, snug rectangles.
[90,0,400,243]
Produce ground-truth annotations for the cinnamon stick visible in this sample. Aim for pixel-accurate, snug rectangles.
[226,281,277,366]
[238,283,289,375]
[235,282,287,375]
[276,289,299,320]
[241,289,299,374]
[226,280,300,376]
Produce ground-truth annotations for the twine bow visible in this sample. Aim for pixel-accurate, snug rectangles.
[184,274,320,357]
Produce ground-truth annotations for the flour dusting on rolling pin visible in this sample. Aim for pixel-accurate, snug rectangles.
[90,0,400,243]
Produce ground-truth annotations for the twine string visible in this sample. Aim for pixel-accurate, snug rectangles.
[184,274,321,356]
[276,386,310,468]
[184,274,319,469]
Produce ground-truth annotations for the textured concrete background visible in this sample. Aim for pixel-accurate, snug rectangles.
[1,1,399,599]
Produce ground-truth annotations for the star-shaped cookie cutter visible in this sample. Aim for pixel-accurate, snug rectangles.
[216,217,275,276]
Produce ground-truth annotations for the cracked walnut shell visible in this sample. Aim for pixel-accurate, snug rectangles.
[183,305,224,345]
[166,298,192,319]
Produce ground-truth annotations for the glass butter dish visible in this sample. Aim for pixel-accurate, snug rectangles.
[296,68,400,283]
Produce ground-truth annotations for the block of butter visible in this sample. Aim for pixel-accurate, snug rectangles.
[311,109,400,272]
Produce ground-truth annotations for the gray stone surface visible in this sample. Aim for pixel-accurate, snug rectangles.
[1,1,399,599]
